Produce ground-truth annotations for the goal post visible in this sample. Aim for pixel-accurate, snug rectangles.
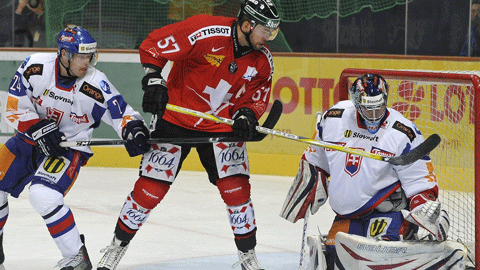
[338,68,479,267]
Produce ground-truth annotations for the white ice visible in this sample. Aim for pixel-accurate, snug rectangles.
[2,167,336,270]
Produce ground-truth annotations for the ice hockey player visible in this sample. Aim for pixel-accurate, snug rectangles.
[0,26,150,269]
[96,0,280,269]
[280,74,468,269]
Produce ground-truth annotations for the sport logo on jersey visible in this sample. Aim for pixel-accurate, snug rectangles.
[371,146,395,158]
[43,157,66,174]
[45,89,74,105]
[70,112,89,124]
[23,64,43,80]
[325,108,344,118]
[392,121,416,142]
[79,82,105,103]
[204,54,225,67]
[344,147,364,176]
[369,218,389,238]
[188,26,231,45]
[99,80,111,94]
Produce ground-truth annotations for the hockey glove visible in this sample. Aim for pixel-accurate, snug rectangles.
[141,71,168,118]
[26,119,67,157]
[402,190,450,241]
[122,120,151,157]
[232,108,259,140]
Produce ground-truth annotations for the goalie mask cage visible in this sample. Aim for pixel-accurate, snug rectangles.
[339,68,479,267]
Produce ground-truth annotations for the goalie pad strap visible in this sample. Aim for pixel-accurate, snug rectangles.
[280,159,328,223]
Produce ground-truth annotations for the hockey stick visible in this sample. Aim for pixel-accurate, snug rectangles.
[60,137,254,147]
[59,100,283,147]
[298,204,311,270]
[166,102,441,166]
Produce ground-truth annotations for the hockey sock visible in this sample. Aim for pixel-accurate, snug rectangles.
[0,192,8,236]
[216,175,251,206]
[227,199,257,252]
[217,176,257,251]
[30,184,82,257]
[115,177,170,242]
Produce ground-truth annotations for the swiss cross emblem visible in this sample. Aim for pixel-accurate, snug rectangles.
[344,148,364,176]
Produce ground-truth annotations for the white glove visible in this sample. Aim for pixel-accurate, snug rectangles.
[402,192,450,241]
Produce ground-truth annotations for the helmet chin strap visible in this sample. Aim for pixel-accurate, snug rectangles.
[58,54,76,78]
[240,26,254,48]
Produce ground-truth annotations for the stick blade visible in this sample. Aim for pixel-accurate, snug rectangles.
[252,100,283,141]
[388,134,441,166]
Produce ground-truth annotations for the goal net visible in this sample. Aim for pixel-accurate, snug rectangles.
[339,68,478,267]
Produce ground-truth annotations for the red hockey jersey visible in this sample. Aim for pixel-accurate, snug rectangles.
[139,15,274,132]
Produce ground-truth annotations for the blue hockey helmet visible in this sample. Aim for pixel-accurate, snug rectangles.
[349,74,389,134]
[57,26,98,66]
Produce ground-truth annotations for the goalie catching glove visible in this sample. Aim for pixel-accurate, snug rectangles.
[280,159,329,223]
[402,189,450,241]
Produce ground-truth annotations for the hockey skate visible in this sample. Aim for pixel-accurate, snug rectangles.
[97,236,129,270]
[0,233,5,270]
[0,233,4,265]
[232,249,264,270]
[57,234,92,270]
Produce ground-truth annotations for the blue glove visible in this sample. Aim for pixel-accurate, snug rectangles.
[26,119,67,157]
[122,120,151,157]
[232,108,259,140]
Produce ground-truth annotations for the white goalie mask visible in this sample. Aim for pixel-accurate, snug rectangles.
[350,74,389,134]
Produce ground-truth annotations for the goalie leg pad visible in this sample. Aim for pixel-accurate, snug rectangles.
[280,159,328,223]
[334,231,468,269]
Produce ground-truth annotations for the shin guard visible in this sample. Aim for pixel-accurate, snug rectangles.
[115,177,169,242]
[218,176,256,251]
[227,199,257,252]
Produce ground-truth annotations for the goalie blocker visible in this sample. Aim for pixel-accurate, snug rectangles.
[279,159,329,223]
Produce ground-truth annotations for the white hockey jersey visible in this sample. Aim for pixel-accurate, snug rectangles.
[5,53,144,155]
[303,100,439,217]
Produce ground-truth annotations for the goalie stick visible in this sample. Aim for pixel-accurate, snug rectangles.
[166,102,441,166]
[59,100,283,147]
[298,204,311,270]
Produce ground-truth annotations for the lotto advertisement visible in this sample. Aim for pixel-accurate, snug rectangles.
[0,52,478,177]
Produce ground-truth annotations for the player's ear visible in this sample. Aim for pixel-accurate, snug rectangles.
[240,20,251,33]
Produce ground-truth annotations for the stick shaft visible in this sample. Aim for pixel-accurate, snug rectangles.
[166,104,387,162]
[298,205,311,270]
[166,104,440,166]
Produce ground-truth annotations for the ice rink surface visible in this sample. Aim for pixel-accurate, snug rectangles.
[1,167,336,270]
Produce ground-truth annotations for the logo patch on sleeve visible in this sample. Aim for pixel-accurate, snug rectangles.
[80,82,105,103]
[325,108,344,118]
[23,64,43,80]
[188,26,231,45]
[393,121,416,142]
